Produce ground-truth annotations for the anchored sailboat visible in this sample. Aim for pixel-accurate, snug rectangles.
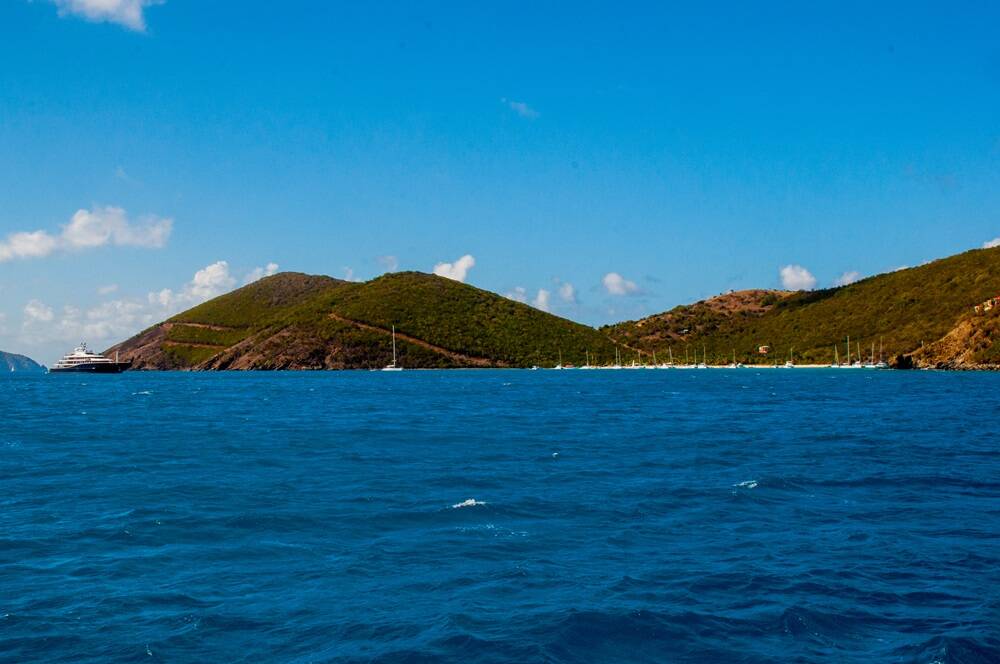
[382,326,403,371]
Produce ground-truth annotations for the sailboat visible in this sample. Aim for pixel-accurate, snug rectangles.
[831,346,840,368]
[553,350,565,370]
[382,326,404,371]
[783,346,795,368]
[875,337,888,369]
[696,345,708,369]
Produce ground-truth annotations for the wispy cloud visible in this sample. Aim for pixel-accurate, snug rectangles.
[376,255,399,273]
[504,286,528,303]
[834,270,861,287]
[532,289,551,312]
[779,264,817,290]
[556,280,576,304]
[602,272,640,296]
[24,300,54,324]
[501,98,539,119]
[0,206,172,263]
[983,237,1000,249]
[243,262,280,285]
[50,0,163,32]
[97,284,119,295]
[504,286,551,312]
[433,254,476,283]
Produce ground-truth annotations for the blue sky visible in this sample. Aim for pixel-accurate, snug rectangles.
[2,1,999,362]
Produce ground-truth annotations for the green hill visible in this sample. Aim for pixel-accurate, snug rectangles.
[109,247,1000,371]
[109,271,621,370]
[603,246,1000,367]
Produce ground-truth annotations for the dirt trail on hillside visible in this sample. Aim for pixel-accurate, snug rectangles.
[328,313,509,367]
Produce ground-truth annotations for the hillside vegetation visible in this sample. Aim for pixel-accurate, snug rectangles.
[109,272,620,370]
[110,247,1000,371]
[604,247,1000,366]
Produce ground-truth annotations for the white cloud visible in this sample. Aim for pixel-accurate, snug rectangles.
[506,286,558,312]
[0,206,172,263]
[72,299,150,341]
[433,254,476,283]
[243,262,279,285]
[342,267,362,282]
[983,237,1000,249]
[505,286,528,303]
[98,284,119,295]
[834,270,861,287]
[779,264,817,290]
[602,272,640,296]
[376,255,399,272]
[17,260,260,357]
[189,261,236,299]
[557,281,576,304]
[532,289,551,312]
[151,261,236,311]
[501,98,539,119]
[51,0,163,32]
[0,231,59,261]
[24,300,54,323]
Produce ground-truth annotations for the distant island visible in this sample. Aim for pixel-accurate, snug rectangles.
[0,351,45,373]
[109,247,1000,371]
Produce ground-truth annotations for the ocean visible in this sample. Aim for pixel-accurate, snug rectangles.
[1,370,998,663]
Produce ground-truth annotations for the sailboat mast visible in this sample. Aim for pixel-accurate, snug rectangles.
[392,325,397,365]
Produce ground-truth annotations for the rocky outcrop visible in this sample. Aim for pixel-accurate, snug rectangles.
[906,313,1000,370]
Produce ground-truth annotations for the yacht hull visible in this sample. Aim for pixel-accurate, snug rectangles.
[49,362,131,374]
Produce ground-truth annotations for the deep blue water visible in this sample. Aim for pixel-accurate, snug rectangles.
[2,370,999,663]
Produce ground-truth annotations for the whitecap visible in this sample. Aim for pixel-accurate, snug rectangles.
[734,480,758,489]
[452,498,486,509]
[132,390,152,396]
